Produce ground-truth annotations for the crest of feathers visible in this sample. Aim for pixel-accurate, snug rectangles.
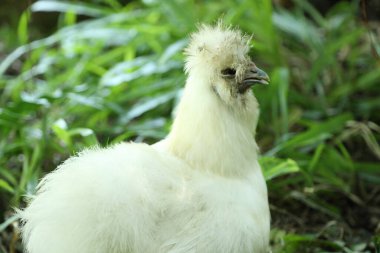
[184,22,252,81]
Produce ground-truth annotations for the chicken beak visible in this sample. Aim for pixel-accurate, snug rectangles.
[238,66,270,93]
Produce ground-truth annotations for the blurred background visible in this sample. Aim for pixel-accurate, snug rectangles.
[0,0,379,252]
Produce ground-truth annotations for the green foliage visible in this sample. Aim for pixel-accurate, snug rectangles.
[0,0,379,252]
[260,157,300,181]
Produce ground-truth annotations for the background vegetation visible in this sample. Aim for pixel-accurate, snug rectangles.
[0,0,379,252]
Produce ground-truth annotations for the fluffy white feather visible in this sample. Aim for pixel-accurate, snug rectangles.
[20,23,271,253]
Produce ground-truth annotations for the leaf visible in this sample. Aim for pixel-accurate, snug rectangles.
[120,91,177,124]
[273,10,321,46]
[267,113,353,155]
[0,179,14,193]
[31,1,112,17]
[260,156,300,181]
[0,168,17,186]
[159,39,187,63]
[290,191,341,219]
[64,28,137,46]
[69,128,99,147]
[0,12,144,75]
[282,233,346,251]
[18,11,30,45]
[307,29,363,88]
[0,214,20,232]
[67,93,104,109]
[101,58,181,87]
[52,119,71,146]
[270,67,290,136]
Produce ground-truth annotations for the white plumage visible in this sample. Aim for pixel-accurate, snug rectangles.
[20,24,271,253]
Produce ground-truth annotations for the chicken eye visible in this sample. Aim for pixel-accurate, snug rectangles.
[221,68,236,77]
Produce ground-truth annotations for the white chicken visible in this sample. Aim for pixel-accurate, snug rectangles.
[20,23,271,253]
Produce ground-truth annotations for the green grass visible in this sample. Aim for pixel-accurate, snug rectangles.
[0,0,379,252]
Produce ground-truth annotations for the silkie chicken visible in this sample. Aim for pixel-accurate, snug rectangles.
[20,23,271,253]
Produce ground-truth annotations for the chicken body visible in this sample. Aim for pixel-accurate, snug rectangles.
[21,24,270,253]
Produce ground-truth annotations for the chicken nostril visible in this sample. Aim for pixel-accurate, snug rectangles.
[250,69,258,74]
